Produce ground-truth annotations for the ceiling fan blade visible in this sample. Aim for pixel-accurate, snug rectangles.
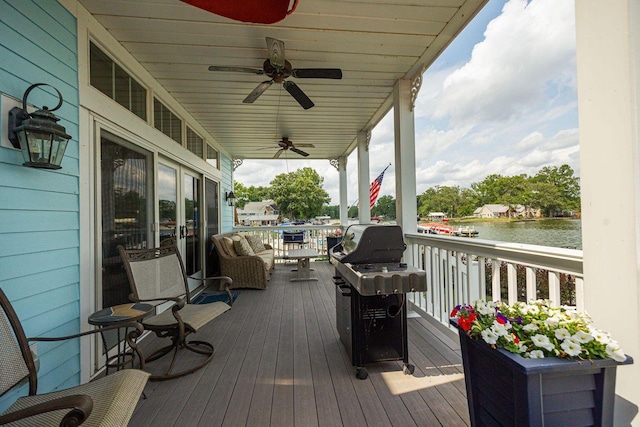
[266,37,286,69]
[208,65,264,75]
[292,68,343,79]
[290,147,310,157]
[243,80,273,103]
[273,148,285,159]
[294,143,315,148]
[283,81,314,110]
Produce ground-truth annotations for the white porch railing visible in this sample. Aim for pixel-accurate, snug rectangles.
[404,232,584,339]
[231,225,342,260]
[230,226,584,340]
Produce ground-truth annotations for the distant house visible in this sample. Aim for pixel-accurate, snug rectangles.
[427,212,447,221]
[237,200,281,226]
[474,204,541,218]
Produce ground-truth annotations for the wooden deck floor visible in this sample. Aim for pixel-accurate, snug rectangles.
[130,260,469,427]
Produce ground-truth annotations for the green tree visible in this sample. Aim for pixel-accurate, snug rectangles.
[320,205,339,219]
[418,185,464,217]
[233,182,270,209]
[269,167,330,219]
[372,195,396,219]
[532,165,581,214]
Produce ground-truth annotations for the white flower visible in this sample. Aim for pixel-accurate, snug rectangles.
[561,339,583,356]
[491,321,510,337]
[554,328,572,340]
[529,350,545,359]
[477,301,496,316]
[523,323,538,332]
[606,344,627,363]
[545,316,561,328]
[481,328,499,345]
[531,334,555,352]
[572,330,594,344]
[590,328,611,345]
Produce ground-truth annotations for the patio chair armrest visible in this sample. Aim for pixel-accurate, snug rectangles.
[28,322,144,343]
[130,295,183,305]
[0,394,93,426]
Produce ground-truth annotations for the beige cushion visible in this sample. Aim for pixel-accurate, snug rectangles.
[256,251,274,270]
[221,237,237,257]
[246,234,267,253]
[233,235,255,256]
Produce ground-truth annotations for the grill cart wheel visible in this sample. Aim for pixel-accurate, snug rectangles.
[356,367,368,380]
[403,363,415,375]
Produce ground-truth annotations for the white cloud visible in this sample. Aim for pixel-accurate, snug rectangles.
[434,0,576,127]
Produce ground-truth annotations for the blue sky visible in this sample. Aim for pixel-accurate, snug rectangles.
[235,0,578,205]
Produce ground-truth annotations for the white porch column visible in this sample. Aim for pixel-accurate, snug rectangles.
[393,79,418,234]
[338,156,349,227]
[357,130,371,224]
[576,1,640,424]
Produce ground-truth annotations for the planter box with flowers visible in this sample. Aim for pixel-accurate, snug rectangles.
[450,300,633,427]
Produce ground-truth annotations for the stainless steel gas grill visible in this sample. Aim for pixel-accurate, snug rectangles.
[330,224,427,379]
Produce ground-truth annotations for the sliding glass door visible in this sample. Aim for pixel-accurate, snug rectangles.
[99,132,153,309]
[158,160,203,283]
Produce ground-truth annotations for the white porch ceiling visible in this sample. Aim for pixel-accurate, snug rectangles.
[78,0,487,160]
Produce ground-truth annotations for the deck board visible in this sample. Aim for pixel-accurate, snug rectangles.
[129,261,469,426]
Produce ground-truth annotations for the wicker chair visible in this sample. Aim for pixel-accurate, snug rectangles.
[118,242,232,381]
[0,288,149,427]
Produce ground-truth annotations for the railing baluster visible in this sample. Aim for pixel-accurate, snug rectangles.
[491,260,501,302]
[526,266,536,301]
[507,262,517,304]
[548,271,561,306]
[402,233,583,336]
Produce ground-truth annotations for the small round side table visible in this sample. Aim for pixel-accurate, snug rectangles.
[89,302,153,374]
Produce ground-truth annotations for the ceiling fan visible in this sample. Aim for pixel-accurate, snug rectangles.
[208,37,342,109]
[273,137,314,158]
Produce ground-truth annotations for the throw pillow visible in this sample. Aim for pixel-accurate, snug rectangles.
[221,237,237,257]
[233,234,255,256]
[245,234,267,253]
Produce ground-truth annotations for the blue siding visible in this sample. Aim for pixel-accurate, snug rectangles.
[220,153,235,232]
[0,0,79,412]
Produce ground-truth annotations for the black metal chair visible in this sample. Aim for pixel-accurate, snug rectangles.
[0,288,149,426]
[118,242,232,381]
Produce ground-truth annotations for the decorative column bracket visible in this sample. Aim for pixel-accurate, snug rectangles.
[410,65,427,111]
[329,158,340,171]
[232,158,243,171]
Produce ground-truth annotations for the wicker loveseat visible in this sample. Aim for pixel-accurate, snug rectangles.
[211,232,274,289]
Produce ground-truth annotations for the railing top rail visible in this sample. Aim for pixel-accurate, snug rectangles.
[405,232,583,275]
[232,224,340,232]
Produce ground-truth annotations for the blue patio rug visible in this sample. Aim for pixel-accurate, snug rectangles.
[192,290,240,305]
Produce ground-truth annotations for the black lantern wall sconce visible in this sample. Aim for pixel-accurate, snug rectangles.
[225,190,237,206]
[8,83,72,170]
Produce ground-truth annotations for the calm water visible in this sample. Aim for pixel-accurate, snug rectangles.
[452,219,582,249]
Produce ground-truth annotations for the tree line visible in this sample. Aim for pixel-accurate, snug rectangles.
[417,165,580,218]
[235,164,580,220]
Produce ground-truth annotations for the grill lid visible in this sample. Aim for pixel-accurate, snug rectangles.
[330,224,406,264]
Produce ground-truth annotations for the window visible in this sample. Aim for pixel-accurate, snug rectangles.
[89,42,146,120]
[206,144,219,169]
[153,98,182,144]
[186,127,204,158]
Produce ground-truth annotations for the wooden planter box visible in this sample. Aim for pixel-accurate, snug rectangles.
[450,319,633,427]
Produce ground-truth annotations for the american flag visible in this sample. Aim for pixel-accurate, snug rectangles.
[369,165,390,210]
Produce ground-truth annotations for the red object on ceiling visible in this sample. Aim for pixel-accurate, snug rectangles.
[181,0,299,24]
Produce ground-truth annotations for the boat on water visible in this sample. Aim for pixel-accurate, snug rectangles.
[418,222,479,237]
